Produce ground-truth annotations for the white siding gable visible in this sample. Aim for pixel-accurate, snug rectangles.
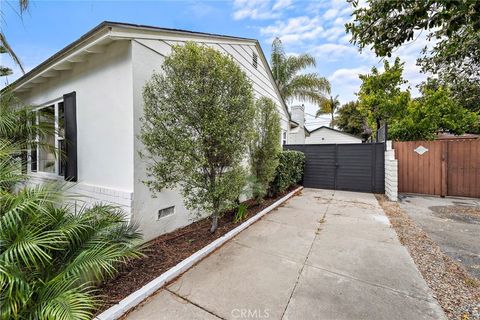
[130,38,290,131]
[306,127,362,144]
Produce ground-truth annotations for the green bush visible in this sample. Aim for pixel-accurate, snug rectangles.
[249,97,282,203]
[269,150,305,195]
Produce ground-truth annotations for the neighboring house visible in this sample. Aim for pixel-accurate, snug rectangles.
[288,104,361,144]
[306,126,362,144]
[3,21,291,241]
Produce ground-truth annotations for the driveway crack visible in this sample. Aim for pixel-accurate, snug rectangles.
[279,192,333,320]
[166,288,225,320]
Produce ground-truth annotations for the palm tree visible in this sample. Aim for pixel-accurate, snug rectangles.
[270,37,330,105]
[316,95,340,127]
[1,0,30,74]
[0,181,144,319]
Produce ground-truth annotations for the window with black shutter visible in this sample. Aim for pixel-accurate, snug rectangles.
[30,94,76,181]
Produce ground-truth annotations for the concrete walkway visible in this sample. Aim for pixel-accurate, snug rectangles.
[125,189,445,320]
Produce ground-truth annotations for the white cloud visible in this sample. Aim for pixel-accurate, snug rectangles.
[232,0,293,20]
[323,8,338,20]
[260,16,324,44]
[327,67,370,103]
[272,0,293,11]
[310,43,358,61]
[329,67,368,83]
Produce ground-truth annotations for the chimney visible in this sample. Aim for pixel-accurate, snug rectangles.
[291,104,305,127]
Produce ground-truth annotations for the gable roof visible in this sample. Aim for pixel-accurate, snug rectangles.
[309,126,361,140]
[2,21,291,120]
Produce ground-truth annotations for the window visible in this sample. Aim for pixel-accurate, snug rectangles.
[37,105,56,173]
[158,206,175,220]
[282,131,287,145]
[35,100,64,176]
[252,52,258,69]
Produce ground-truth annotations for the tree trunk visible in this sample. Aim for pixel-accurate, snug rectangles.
[331,111,334,128]
[210,213,218,233]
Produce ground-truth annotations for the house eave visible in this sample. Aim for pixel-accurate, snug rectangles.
[3,24,114,94]
[3,21,293,124]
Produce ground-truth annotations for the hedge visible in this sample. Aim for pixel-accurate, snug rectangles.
[269,150,305,195]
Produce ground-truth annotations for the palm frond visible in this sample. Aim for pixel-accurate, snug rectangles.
[19,0,30,12]
[0,33,25,74]
[31,280,96,320]
[284,54,316,82]
[284,73,330,104]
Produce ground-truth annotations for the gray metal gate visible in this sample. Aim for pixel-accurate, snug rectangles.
[284,143,385,193]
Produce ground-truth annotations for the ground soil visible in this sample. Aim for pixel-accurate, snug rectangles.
[376,195,480,320]
[96,186,300,314]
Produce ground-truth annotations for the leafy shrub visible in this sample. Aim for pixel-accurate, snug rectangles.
[234,203,248,223]
[269,150,305,195]
[0,182,143,320]
[249,97,282,203]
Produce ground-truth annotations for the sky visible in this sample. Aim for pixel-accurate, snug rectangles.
[1,0,431,128]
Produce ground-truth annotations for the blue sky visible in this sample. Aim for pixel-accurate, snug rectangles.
[1,0,429,128]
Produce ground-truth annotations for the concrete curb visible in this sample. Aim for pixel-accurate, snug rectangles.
[95,186,303,320]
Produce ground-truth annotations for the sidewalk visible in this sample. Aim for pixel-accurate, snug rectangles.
[125,188,445,320]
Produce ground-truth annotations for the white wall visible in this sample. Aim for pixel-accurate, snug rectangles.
[131,40,195,241]
[306,127,362,144]
[18,40,135,211]
[130,37,289,241]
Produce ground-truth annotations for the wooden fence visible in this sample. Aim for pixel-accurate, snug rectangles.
[393,140,480,198]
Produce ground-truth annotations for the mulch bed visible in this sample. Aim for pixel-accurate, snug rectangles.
[96,186,300,314]
[376,195,480,320]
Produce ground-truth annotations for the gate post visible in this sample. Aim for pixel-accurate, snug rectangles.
[384,141,398,201]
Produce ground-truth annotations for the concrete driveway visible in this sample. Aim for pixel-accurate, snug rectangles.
[399,194,480,279]
[126,188,445,320]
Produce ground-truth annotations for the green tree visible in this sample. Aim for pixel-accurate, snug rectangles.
[358,58,410,135]
[270,37,330,105]
[389,87,479,141]
[316,94,340,127]
[346,0,480,112]
[334,101,371,140]
[249,97,281,202]
[141,42,255,233]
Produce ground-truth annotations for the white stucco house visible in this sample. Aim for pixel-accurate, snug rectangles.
[3,21,292,241]
[288,104,362,144]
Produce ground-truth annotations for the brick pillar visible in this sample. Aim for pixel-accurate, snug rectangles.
[384,141,398,201]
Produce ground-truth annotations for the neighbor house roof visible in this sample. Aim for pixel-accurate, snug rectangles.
[436,133,480,140]
[309,126,361,140]
[2,21,291,120]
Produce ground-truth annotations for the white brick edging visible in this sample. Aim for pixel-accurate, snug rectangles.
[94,186,304,320]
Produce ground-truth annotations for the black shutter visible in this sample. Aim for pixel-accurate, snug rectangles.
[31,144,37,172]
[63,92,77,181]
